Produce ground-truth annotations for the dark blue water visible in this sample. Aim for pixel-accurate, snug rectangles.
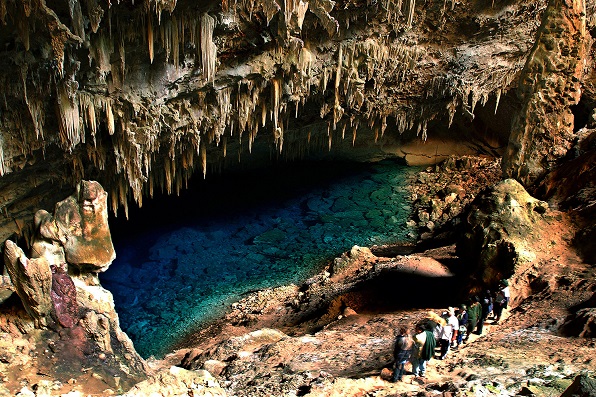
[101,160,418,358]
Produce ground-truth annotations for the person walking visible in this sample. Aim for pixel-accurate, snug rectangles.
[455,304,468,346]
[446,307,459,351]
[411,323,436,379]
[438,311,454,360]
[493,280,510,323]
[467,296,482,337]
[477,290,493,335]
[391,327,413,382]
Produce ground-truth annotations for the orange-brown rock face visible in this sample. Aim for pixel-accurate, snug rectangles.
[52,180,116,272]
[503,0,591,187]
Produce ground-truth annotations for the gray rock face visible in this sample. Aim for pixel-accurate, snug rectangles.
[560,374,596,397]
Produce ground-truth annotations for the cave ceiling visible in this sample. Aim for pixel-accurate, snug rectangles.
[1,0,594,242]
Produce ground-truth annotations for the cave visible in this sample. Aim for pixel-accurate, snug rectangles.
[0,0,594,395]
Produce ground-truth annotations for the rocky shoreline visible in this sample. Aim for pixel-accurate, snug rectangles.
[125,156,595,397]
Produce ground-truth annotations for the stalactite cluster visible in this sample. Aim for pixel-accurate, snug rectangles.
[0,0,548,221]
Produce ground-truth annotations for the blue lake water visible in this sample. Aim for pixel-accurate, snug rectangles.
[101,160,418,358]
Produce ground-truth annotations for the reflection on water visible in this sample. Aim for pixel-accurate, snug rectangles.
[102,160,417,358]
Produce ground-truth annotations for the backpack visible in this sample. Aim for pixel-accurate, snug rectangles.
[421,330,436,361]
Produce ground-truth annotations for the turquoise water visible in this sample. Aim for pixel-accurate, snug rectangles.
[102,160,417,358]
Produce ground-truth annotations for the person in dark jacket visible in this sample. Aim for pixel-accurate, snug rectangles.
[477,290,493,335]
[392,327,413,382]
[467,296,481,339]
[455,304,468,346]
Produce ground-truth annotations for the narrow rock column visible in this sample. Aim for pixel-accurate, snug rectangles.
[503,0,590,187]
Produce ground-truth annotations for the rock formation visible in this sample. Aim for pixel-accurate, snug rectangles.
[457,178,550,290]
[503,0,591,187]
[1,181,146,394]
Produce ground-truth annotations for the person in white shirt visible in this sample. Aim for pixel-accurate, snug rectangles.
[438,308,459,359]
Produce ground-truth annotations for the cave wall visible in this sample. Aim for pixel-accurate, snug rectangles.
[0,0,578,243]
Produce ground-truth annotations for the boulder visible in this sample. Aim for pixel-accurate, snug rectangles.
[457,179,548,287]
[560,374,596,397]
[560,293,596,338]
[51,181,116,273]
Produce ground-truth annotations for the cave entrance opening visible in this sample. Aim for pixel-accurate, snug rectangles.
[102,158,419,358]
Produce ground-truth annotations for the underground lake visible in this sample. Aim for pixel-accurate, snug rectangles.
[101,159,419,358]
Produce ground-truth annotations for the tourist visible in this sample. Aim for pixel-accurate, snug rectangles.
[493,280,510,323]
[446,307,459,350]
[477,289,493,335]
[411,323,436,379]
[438,309,458,359]
[467,296,481,338]
[455,304,468,346]
[391,327,413,382]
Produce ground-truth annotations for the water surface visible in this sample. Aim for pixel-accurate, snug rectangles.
[102,160,417,358]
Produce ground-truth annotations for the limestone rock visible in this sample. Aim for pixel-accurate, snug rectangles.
[503,0,590,186]
[0,181,147,395]
[52,181,115,272]
[331,246,375,276]
[3,240,53,328]
[121,366,226,397]
[457,179,549,286]
[560,293,596,338]
[50,264,78,328]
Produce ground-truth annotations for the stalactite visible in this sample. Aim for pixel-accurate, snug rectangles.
[86,0,104,33]
[200,13,217,82]
[91,33,114,78]
[160,19,171,63]
[0,132,5,176]
[148,12,154,63]
[56,81,81,151]
[262,0,281,25]
[79,93,97,140]
[105,99,115,136]
[333,44,343,130]
[0,0,6,25]
[172,15,179,68]
[68,0,85,40]
[16,15,30,51]
[403,0,416,27]
[200,143,207,178]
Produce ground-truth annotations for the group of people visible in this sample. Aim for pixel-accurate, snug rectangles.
[390,280,511,383]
